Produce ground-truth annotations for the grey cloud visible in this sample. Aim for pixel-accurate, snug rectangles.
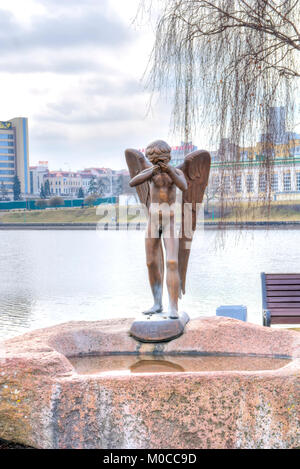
[30,128,148,170]
[30,105,172,169]
[31,128,68,143]
[39,0,103,6]
[46,100,82,115]
[37,101,143,124]
[0,8,132,53]
[83,77,145,96]
[0,57,102,74]
[0,2,161,170]
[29,123,169,170]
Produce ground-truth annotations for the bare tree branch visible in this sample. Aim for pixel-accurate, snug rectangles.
[141,0,299,141]
[137,0,300,221]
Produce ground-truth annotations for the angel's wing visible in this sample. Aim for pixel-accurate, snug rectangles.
[177,150,211,295]
[125,149,152,210]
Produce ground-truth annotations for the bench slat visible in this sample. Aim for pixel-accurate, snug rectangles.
[267,291,300,297]
[267,285,300,291]
[268,297,300,302]
[271,317,300,324]
[266,279,300,285]
[266,273,300,279]
[268,310,300,316]
[267,302,300,308]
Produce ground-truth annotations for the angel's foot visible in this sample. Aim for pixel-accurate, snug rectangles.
[142,304,163,315]
[167,309,179,319]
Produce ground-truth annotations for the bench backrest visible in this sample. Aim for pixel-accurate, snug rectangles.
[261,273,300,324]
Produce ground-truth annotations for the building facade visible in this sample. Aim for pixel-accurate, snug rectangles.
[80,168,125,197]
[206,107,300,201]
[44,171,82,196]
[0,118,29,197]
[209,154,300,201]
[29,162,49,196]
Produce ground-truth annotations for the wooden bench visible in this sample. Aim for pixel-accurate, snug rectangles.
[261,273,300,326]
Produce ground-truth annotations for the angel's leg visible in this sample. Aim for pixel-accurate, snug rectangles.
[144,223,163,315]
[163,225,180,319]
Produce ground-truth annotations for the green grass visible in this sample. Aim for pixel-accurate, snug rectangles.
[1,201,300,224]
[0,205,148,224]
[0,207,101,223]
[208,200,300,222]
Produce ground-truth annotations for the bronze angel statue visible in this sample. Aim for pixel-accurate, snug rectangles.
[125,140,210,319]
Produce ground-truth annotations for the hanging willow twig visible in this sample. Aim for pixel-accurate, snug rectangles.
[138,0,300,221]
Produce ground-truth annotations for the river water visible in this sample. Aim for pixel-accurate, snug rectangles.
[0,228,299,340]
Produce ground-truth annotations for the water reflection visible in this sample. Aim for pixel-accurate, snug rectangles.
[68,354,290,375]
[0,294,33,338]
[130,359,184,373]
[0,229,299,340]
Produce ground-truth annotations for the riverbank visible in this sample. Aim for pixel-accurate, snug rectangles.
[1,202,300,226]
[0,221,300,229]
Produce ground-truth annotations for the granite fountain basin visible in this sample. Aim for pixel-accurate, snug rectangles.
[0,316,299,449]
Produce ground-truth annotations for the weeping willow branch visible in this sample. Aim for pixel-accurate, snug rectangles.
[139,0,300,220]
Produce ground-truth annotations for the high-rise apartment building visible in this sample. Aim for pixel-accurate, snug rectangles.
[0,118,29,197]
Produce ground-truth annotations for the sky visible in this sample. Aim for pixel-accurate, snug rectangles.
[0,0,177,171]
[1,0,299,172]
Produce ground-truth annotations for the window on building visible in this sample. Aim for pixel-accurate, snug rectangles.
[259,174,267,192]
[0,149,14,154]
[222,175,231,193]
[0,163,14,168]
[283,173,291,191]
[235,175,242,193]
[0,134,13,139]
[296,173,300,191]
[240,151,248,161]
[0,170,14,175]
[0,183,11,189]
[271,174,278,192]
[212,177,220,191]
[0,156,14,161]
[246,174,254,193]
[0,142,13,147]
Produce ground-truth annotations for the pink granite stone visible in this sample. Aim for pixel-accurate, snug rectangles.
[0,317,299,449]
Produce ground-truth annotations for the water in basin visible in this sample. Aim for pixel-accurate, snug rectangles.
[68,354,290,375]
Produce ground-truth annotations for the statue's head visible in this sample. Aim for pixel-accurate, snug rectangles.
[145,140,171,164]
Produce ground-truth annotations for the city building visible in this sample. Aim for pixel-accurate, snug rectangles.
[79,168,111,196]
[44,171,82,196]
[171,142,198,166]
[79,170,95,195]
[81,168,125,196]
[0,118,29,198]
[206,107,300,201]
[29,162,49,196]
[209,158,300,202]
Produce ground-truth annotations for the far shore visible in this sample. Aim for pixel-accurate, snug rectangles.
[0,221,300,230]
